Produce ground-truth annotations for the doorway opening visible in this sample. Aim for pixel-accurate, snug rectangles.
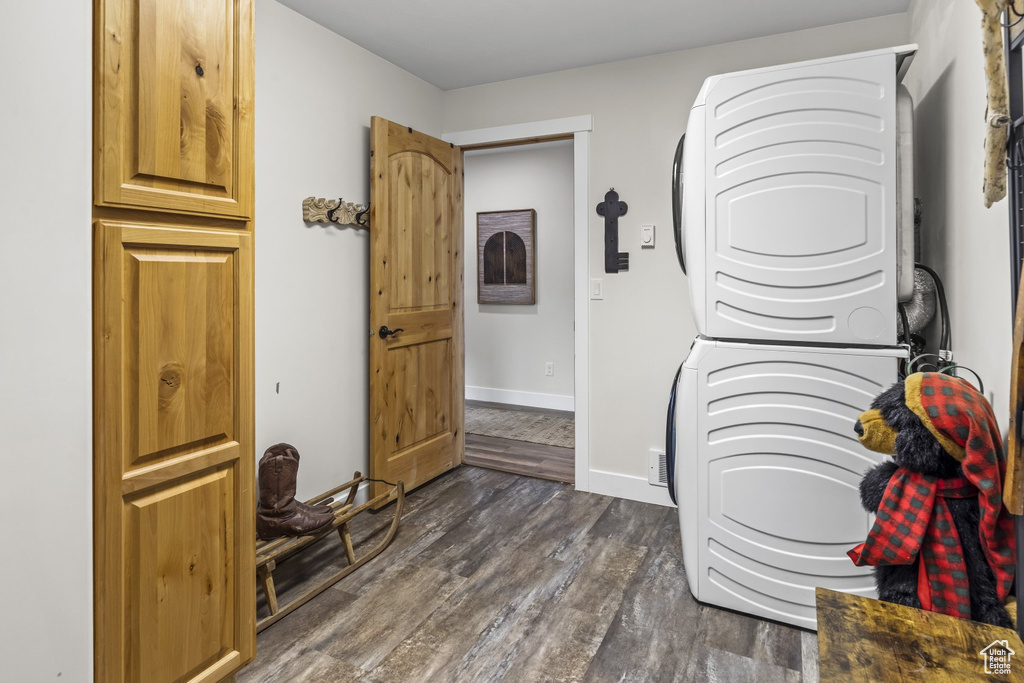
[445,116,592,487]
[462,140,575,482]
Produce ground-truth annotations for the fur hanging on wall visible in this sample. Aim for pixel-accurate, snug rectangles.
[976,0,1012,208]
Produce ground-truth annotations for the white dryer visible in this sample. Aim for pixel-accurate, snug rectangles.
[679,45,917,346]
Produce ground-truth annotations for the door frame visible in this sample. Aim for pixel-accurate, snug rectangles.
[443,115,593,491]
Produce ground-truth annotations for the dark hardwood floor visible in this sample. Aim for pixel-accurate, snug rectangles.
[240,466,817,682]
[464,401,575,483]
[465,433,574,483]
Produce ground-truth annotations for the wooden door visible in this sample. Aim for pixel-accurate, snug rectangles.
[369,117,464,502]
[93,1,255,681]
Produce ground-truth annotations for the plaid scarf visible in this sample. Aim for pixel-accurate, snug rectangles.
[848,373,1016,619]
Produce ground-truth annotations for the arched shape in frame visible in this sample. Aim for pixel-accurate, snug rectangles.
[483,231,527,285]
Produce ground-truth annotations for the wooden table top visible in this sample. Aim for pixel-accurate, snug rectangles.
[816,588,1023,682]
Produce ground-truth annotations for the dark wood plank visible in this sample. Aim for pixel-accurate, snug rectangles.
[363,532,570,682]
[803,631,820,683]
[465,432,574,483]
[237,647,366,683]
[506,488,612,562]
[315,563,466,670]
[688,646,802,683]
[817,587,1022,681]
[695,602,804,673]
[241,584,361,682]
[588,497,675,549]
[241,466,809,682]
[467,399,574,420]
[412,475,565,577]
[583,511,700,682]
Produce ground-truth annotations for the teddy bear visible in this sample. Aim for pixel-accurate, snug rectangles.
[848,372,1016,627]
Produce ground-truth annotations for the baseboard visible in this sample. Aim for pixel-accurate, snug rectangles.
[466,386,574,412]
[587,468,675,508]
[304,479,369,508]
[352,480,370,506]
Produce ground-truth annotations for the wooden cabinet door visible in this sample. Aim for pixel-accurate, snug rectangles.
[94,221,255,682]
[95,0,254,218]
[94,1,254,678]
[369,117,464,502]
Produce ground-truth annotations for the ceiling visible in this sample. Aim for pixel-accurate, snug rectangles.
[276,0,911,91]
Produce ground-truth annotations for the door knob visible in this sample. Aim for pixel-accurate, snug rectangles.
[378,325,404,339]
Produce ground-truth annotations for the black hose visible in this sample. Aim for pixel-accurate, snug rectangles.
[897,303,911,347]
[897,303,911,379]
[665,363,683,505]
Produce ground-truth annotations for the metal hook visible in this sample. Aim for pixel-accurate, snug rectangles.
[326,197,345,223]
[355,206,370,227]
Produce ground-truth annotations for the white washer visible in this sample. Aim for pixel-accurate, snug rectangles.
[675,337,907,629]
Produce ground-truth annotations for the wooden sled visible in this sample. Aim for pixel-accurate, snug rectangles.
[255,471,405,632]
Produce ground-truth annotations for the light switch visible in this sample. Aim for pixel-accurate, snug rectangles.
[590,278,603,300]
[640,224,655,249]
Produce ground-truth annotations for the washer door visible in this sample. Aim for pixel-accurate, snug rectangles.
[690,342,896,629]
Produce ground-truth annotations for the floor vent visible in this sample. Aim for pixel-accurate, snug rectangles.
[648,449,668,487]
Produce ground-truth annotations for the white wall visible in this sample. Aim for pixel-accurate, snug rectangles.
[904,0,1012,430]
[443,14,910,499]
[255,0,443,500]
[0,1,94,680]
[464,142,576,409]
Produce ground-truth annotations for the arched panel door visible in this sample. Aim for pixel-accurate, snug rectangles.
[369,117,464,503]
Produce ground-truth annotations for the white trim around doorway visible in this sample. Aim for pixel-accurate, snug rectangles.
[443,115,593,492]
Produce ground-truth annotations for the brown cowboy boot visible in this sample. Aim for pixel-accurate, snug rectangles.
[263,443,334,515]
[256,449,335,540]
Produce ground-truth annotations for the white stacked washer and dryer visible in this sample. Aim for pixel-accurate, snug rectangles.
[670,45,919,630]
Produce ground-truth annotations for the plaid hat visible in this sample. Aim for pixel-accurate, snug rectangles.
[848,373,1015,618]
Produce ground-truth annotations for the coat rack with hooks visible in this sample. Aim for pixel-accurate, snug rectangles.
[302,196,369,227]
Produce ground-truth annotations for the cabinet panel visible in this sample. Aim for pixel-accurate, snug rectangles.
[122,242,236,468]
[95,220,254,681]
[96,0,253,218]
[125,464,240,683]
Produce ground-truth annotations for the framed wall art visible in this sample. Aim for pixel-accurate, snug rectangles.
[477,209,536,305]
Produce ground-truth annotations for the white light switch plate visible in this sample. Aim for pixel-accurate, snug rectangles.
[590,278,603,300]
[640,224,655,249]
